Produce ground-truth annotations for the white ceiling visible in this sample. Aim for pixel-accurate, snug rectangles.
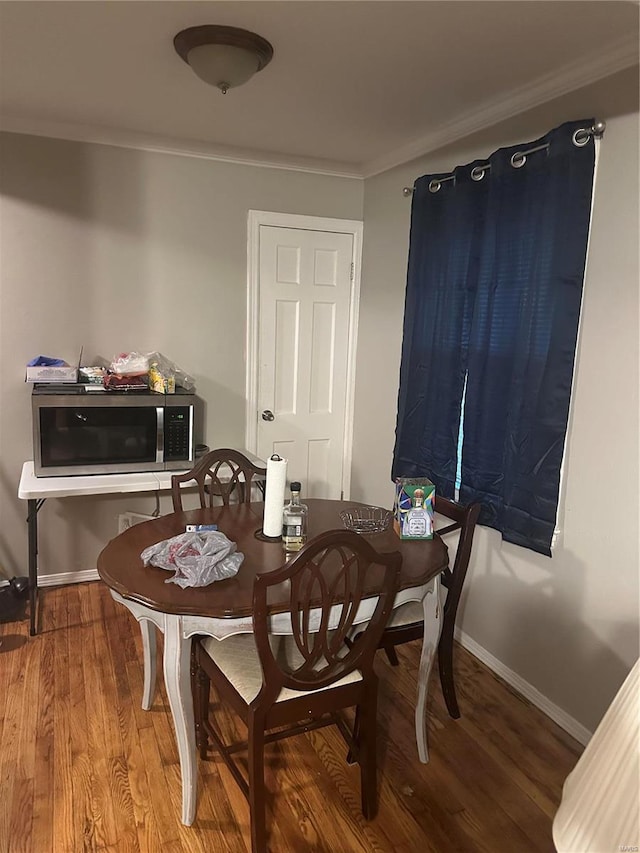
[0,1,638,177]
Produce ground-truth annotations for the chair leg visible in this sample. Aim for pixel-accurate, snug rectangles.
[346,706,360,765]
[438,610,460,719]
[358,682,379,820]
[383,645,400,667]
[248,717,267,853]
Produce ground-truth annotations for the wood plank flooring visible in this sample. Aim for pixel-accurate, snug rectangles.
[0,583,582,852]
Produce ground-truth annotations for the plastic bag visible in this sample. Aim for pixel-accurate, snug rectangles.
[148,362,168,394]
[140,531,243,588]
[146,352,195,392]
[110,352,149,376]
[27,355,68,367]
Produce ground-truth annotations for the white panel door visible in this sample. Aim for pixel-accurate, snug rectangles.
[257,225,354,498]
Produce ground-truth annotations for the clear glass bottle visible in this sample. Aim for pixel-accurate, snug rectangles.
[282,481,308,552]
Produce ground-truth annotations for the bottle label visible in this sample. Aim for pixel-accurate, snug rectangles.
[403,508,432,537]
[407,515,427,535]
[282,494,307,551]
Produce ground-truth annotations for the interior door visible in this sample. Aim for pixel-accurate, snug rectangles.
[256,224,354,498]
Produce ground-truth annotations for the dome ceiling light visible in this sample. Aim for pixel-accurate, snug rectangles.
[173,25,274,95]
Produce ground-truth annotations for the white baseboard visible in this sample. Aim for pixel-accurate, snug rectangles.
[1,569,99,588]
[37,568,100,587]
[457,627,592,746]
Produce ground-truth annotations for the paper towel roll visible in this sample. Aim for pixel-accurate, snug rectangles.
[263,455,288,537]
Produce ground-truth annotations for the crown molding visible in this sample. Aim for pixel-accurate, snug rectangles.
[362,34,640,178]
[0,116,364,180]
[1,33,637,181]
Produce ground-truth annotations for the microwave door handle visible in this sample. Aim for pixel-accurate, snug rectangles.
[156,407,164,463]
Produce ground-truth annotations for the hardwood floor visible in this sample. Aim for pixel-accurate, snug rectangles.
[0,583,582,852]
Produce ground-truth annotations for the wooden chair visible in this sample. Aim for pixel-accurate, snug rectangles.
[171,448,266,512]
[193,529,401,853]
[378,495,480,719]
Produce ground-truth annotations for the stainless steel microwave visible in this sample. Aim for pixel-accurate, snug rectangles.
[32,387,196,476]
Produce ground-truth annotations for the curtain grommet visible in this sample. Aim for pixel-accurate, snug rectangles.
[572,128,590,147]
[429,175,456,193]
[510,152,526,169]
[471,166,487,182]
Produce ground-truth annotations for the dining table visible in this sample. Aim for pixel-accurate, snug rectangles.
[97,498,449,825]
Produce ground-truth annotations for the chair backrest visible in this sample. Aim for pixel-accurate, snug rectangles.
[252,530,401,701]
[434,495,481,606]
[171,449,267,512]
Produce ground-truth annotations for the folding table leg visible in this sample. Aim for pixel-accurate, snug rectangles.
[27,498,44,636]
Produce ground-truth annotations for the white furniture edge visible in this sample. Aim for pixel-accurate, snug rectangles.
[19,460,178,499]
[19,452,266,499]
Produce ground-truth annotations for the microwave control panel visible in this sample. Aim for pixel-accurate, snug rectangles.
[164,407,192,461]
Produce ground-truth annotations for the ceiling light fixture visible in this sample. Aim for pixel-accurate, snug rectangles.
[173,25,274,95]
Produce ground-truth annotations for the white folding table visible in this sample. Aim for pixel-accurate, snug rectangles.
[17,454,264,635]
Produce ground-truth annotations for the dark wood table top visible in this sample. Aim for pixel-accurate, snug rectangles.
[97,499,449,619]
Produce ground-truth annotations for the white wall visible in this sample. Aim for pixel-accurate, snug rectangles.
[1,67,637,736]
[352,67,639,733]
[0,134,363,579]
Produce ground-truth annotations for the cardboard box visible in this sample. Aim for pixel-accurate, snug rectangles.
[394,477,436,539]
[25,365,78,383]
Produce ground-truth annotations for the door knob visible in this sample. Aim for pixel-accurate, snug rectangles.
[261,410,275,421]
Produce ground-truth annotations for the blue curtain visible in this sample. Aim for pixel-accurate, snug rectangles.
[392,119,596,556]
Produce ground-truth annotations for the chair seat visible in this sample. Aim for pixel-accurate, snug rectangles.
[201,633,362,704]
[384,600,423,629]
[384,584,448,629]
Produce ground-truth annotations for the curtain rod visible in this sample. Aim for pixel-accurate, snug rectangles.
[402,120,605,196]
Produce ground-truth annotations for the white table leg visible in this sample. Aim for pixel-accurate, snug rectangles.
[163,615,197,826]
[415,575,442,764]
[109,591,161,711]
[140,619,157,710]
